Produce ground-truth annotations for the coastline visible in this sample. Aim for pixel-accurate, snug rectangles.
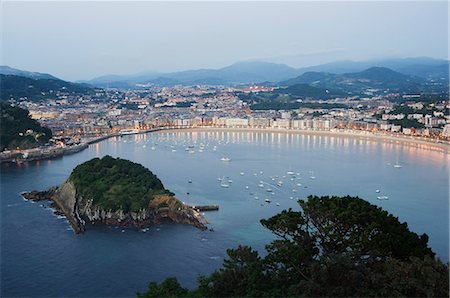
[1,126,448,164]
[159,126,450,154]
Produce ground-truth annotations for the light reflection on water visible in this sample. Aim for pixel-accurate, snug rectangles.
[1,130,448,297]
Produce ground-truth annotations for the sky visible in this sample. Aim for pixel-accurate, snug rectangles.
[1,1,448,81]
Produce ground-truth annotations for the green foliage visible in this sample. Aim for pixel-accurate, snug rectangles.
[157,202,169,209]
[0,102,52,150]
[276,83,344,99]
[69,155,172,212]
[250,101,347,111]
[0,74,94,101]
[140,195,448,297]
[137,277,189,298]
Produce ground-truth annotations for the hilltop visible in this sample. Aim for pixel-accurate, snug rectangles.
[0,74,95,101]
[23,156,207,233]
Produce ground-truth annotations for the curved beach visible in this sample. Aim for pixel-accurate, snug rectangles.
[154,127,450,154]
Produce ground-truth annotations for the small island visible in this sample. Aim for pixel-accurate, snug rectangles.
[23,155,208,233]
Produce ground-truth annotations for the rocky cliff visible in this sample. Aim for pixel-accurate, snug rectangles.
[23,180,208,233]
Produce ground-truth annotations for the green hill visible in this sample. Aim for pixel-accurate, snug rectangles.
[0,102,52,150]
[278,67,436,95]
[69,156,174,213]
[276,83,344,98]
[0,74,94,101]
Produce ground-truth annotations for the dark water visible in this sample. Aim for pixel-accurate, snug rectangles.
[1,130,448,297]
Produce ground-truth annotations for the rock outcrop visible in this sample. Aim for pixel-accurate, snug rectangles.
[22,181,208,233]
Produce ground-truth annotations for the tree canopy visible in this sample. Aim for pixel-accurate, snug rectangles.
[0,102,52,151]
[69,155,173,212]
[138,195,448,297]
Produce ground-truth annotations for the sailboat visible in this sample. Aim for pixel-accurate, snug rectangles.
[309,171,316,179]
[220,177,230,188]
[393,156,402,168]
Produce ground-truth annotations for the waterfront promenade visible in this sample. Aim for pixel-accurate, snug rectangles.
[1,125,449,164]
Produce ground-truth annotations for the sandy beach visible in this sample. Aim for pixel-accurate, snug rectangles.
[155,126,450,154]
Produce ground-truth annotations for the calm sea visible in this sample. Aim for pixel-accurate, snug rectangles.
[1,130,448,297]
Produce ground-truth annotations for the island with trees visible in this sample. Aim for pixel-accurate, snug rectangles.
[138,195,449,297]
[23,155,207,232]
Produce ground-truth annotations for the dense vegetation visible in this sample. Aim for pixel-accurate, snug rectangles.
[275,83,345,99]
[69,156,173,212]
[138,196,449,297]
[250,101,347,111]
[0,102,52,150]
[238,91,348,111]
[0,74,94,101]
[279,67,437,95]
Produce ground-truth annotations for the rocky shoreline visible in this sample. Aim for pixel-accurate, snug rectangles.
[22,181,208,233]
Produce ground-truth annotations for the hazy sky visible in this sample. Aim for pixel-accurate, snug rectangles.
[1,1,448,81]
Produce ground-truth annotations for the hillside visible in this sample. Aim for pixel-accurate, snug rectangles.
[0,102,52,151]
[84,61,301,88]
[0,65,58,80]
[0,74,95,101]
[280,67,430,95]
[69,155,174,213]
[276,83,343,99]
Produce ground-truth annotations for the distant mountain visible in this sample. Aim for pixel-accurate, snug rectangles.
[296,57,449,76]
[395,63,449,80]
[0,66,58,80]
[280,72,337,86]
[0,74,95,101]
[84,61,301,88]
[82,57,448,89]
[279,67,434,95]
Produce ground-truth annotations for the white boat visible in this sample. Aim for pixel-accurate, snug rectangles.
[258,183,264,188]
[220,182,230,188]
[265,198,271,203]
[287,171,295,175]
[393,157,402,168]
[254,196,259,200]
[240,172,245,175]
[266,188,273,192]
[309,171,316,179]
[217,177,222,181]
[245,186,249,189]
[220,157,231,162]
[276,203,280,206]
[377,195,389,200]
[375,189,380,193]
[277,181,283,186]
[120,129,139,135]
